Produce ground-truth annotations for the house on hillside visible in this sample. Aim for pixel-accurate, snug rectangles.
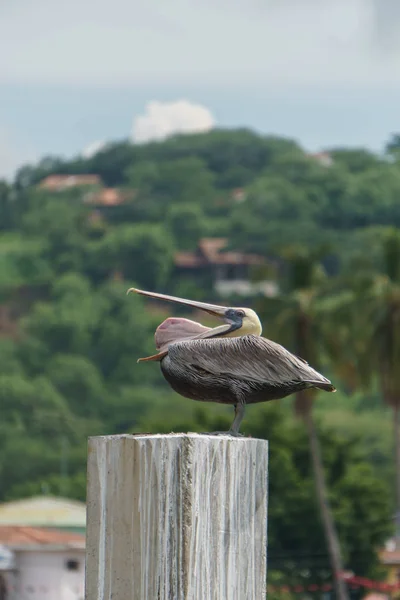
[83,187,135,207]
[230,188,247,203]
[380,539,400,592]
[307,152,333,167]
[174,238,278,297]
[38,175,135,214]
[0,526,85,600]
[38,174,102,192]
[0,496,86,535]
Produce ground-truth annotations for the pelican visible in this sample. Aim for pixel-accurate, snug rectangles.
[128,288,336,436]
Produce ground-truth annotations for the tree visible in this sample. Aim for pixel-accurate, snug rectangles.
[0,373,76,439]
[340,229,400,547]
[385,134,400,159]
[45,354,106,418]
[20,274,102,363]
[346,165,400,228]
[258,248,350,600]
[88,223,174,287]
[89,281,163,386]
[128,129,301,187]
[166,203,206,250]
[0,371,81,500]
[0,181,13,230]
[21,194,89,274]
[229,175,318,254]
[126,156,216,212]
[328,148,384,173]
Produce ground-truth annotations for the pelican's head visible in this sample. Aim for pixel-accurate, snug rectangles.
[127,287,262,339]
[220,307,262,337]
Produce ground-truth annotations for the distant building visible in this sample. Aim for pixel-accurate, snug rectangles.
[230,188,247,203]
[0,496,86,535]
[380,539,400,591]
[83,187,135,207]
[0,526,85,600]
[38,174,102,191]
[174,238,278,297]
[307,152,334,167]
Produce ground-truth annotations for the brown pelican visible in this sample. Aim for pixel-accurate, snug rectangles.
[128,288,336,436]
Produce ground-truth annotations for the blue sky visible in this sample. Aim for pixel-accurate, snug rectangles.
[1,0,400,178]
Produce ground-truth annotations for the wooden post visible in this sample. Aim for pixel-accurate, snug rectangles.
[85,433,268,600]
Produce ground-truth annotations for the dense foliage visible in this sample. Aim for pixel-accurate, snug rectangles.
[2,128,400,587]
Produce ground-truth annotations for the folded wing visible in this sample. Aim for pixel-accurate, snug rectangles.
[168,334,335,391]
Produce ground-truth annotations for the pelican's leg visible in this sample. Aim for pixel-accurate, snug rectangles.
[206,404,246,437]
[228,402,245,436]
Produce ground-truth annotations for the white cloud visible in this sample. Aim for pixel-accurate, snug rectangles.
[81,140,107,158]
[132,100,215,144]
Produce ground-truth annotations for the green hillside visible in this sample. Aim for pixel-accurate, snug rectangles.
[1,128,400,586]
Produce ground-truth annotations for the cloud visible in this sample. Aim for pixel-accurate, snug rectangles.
[132,100,215,144]
[81,140,107,158]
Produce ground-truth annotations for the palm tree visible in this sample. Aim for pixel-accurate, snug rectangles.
[260,247,350,600]
[343,229,400,547]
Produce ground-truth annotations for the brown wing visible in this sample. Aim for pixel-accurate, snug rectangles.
[168,334,335,390]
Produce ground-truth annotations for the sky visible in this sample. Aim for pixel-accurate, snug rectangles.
[1,0,400,178]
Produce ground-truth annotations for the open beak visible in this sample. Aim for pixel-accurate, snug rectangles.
[127,288,228,318]
[127,288,236,341]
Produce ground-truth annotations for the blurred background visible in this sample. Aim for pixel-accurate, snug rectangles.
[1,0,400,598]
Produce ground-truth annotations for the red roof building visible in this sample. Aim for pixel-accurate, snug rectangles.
[307,152,333,167]
[0,526,85,600]
[174,238,278,298]
[175,238,265,270]
[39,174,102,191]
[0,526,85,550]
[84,187,135,206]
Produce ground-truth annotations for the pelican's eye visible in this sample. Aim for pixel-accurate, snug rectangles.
[236,310,245,318]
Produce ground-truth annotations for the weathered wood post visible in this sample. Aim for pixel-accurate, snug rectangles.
[85,433,268,600]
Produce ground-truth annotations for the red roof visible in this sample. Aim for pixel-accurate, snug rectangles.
[230,188,246,202]
[175,238,265,268]
[84,187,135,206]
[307,152,333,166]
[198,238,227,259]
[39,174,101,191]
[0,526,85,549]
[380,549,400,565]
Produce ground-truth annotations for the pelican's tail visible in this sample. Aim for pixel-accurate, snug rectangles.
[315,381,336,392]
[307,380,336,393]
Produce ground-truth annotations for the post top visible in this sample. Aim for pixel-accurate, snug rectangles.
[88,432,268,444]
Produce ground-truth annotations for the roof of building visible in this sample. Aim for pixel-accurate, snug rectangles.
[230,188,247,202]
[0,526,85,550]
[39,174,102,190]
[0,496,86,528]
[380,548,400,565]
[84,187,135,206]
[307,152,333,166]
[175,238,266,268]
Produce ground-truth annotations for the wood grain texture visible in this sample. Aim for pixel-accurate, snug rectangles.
[85,433,268,600]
